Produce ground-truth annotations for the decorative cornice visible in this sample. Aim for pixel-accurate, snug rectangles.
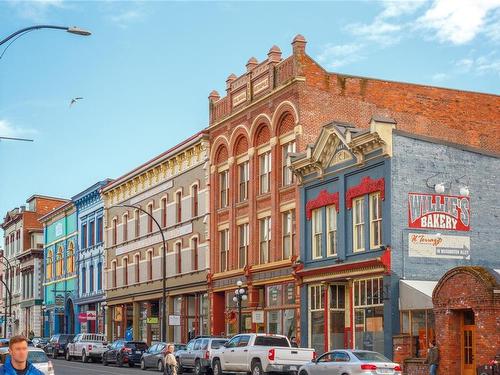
[346,176,385,209]
[305,190,339,220]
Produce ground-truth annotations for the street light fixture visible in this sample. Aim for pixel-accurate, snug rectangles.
[0,25,92,46]
[233,280,247,334]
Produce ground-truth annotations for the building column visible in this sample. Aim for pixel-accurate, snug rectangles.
[133,302,140,341]
[105,307,112,342]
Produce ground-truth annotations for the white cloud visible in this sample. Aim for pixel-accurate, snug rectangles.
[431,72,450,82]
[0,119,38,139]
[416,0,500,44]
[379,0,427,19]
[345,19,403,46]
[316,43,364,69]
[109,9,144,28]
[7,0,66,22]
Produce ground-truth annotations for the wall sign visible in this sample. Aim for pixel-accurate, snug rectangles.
[252,310,264,324]
[408,193,470,231]
[169,315,180,326]
[408,233,470,259]
[55,223,63,237]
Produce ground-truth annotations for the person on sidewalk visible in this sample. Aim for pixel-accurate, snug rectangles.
[164,344,178,375]
[424,340,439,375]
[0,335,44,375]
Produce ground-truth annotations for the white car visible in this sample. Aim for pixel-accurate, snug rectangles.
[65,333,108,362]
[0,347,55,375]
[298,350,402,375]
[211,333,315,375]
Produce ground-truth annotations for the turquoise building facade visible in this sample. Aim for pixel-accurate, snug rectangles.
[41,201,79,337]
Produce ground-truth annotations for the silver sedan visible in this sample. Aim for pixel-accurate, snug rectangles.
[298,350,402,375]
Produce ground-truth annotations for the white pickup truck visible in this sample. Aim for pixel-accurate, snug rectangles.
[211,334,315,375]
[65,333,108,363]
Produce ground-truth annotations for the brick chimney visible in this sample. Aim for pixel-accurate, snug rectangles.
[246,57,258,72]
[267,45,282,64]
[292,34,307,55]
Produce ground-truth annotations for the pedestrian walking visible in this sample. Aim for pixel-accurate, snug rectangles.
[424,340,439,375]
[164,344,177,375]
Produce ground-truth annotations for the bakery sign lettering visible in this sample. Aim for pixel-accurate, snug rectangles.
[408,193,470,231]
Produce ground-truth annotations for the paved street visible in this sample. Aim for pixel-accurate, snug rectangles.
[52,358,159,375]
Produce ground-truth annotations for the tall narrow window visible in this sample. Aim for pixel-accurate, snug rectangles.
[238,223,249,269]
[89,265,94,293]
[239,162,249,202]
[56,247,63,276]
[370,192,382,249]
[67,242,75,273]
[82,224,87,249]
[147,251,153,281]
[219,171,229,208]
[176,242,182,274]
[82,267,86,294]
[282,210,295,260]
[176,192,182,223]
[123,213,128,242]
[259,152,271,194]
[192,238,198,272]
[97,262,102,290]
[89,220,95,247]
[192,185,199,217]
[312,208,322,259]
[147,204,153,234]
[161,198,167,227]
[135,210,140,238]
[282,141,296,186]
[123,257,128,286]
[97,217,103,243]
[111,261,117,288]
[134,254,140,283]
[219,229,229,272]
[259,217,271,264]
[327,205,337,257]
[353,197,365,252]
[46,250,53,279]
[112,218,117,245]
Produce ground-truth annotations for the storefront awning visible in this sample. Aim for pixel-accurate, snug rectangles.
[399,280,438,310]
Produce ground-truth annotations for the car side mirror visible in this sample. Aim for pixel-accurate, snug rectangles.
[223,342,229,348]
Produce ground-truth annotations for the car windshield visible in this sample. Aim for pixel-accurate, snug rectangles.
[59,336,73,344]
[254,336,289,347]
[28,351,49,364]
[211,340,227,349]
[175,345,186,351]
[126,342,148,350]
[353,351,391,362]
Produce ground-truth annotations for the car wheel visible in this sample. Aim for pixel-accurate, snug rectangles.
[129,362,134,368]
[82,350,89,363]
[102,354,108,366]
[65,350,71,361]
[299,371,308,375]
[194,359,202,375]
[212,359,222,375]
[251,360,266,375]
[157,360,164,372]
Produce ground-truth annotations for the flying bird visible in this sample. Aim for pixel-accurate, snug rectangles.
[69,97,84,107]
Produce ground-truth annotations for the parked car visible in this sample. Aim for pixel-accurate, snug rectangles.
[298,350,402,375]
[65,333,108,362]
[0,339,9,348]
[211,333,315,375]
[0,347,55,375]
[32,338,49,349]
[44,334,75,359]
[141,342,186,372]
[177,337,228,375]
[102,339,148,367]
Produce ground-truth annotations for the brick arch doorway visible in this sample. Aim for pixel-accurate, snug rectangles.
[432,266,500,375]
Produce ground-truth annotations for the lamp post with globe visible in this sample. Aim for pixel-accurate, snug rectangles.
[232,281,248,334]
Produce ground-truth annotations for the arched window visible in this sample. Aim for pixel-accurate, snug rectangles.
[67,242,75,274]
[46,250,53,279]
[134,254,140,283]
[111,261,117,288]
[123,257,128,286]
[56,247,63,277]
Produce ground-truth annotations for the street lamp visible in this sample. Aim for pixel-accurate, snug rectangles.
[110,204,168,342]
[0,25,92,46]
[232,280,247,334]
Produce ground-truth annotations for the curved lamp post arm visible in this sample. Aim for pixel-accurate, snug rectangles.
[0,25,91,46]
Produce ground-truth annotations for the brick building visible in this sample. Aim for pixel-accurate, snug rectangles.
[206,34,499,356]
[1,195,67,337]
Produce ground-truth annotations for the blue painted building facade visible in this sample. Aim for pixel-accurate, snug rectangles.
[41,202,79,337]
[72,179,111,334]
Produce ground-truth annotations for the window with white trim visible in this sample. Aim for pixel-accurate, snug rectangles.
[312,208,322,259]
[259,152,271,194]
[239,162,249,202]
[353,197,365,252]
[326,205,337,257]
[219,170,229,208]
[238,223,248,269]
[282,210,295,260]
[259,217,271,264]
[370,192,382,249]
[282,141,296,186]
[219,229,229,272]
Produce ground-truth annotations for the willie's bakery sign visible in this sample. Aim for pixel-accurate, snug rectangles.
[408,193,470,231]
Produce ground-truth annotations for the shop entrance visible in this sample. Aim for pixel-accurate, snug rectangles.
[462,310,475,375]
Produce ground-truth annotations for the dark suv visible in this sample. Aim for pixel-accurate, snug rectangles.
[45,334,75,359]
[102,340,148,367]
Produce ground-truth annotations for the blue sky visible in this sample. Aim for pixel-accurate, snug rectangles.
[1,0,499,235]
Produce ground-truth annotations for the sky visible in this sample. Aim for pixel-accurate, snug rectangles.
[0,0,499,238]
